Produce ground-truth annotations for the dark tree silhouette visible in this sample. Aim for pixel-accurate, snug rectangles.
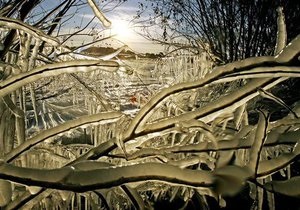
[136,0,300,63]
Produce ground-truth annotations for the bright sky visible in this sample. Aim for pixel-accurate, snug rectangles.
[63,0,164,53]
[107,1,165,53]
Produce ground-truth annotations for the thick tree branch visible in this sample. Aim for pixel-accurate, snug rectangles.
[0,162,214,192]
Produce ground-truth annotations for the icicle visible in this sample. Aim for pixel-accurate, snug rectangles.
[5,113,15,153]
[85,195,88,210]
[22,85,28,127]
[72,90,76,105]
[59,190,71,202]
[15,114,25,146]
[171,132,176,146]
[41,101,48,129]
[0,109,9,157]
[29,83,39,127]
[257,180,264,210]
[84,94,87,110]
[265,176,275,210]
[77,194,81,210]
[28,38,41,69]
[233,104,246,129]
[94,125,99,146]
[71,193,75,210]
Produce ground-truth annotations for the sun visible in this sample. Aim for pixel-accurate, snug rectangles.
[110,19,132,41]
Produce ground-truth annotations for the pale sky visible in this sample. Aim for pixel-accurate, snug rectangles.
[100,0,165,53]
[58,0,165,53]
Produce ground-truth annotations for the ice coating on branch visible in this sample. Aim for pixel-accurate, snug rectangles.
[87,0,111,28]
[4,111,122,163]
[264,176,300,198]
[0,162,214,191]
[73,160,113,171]
[0,60,119,97]
[275,34,300,62]
[0,17,59,46]
[257,143,300,178]
[248,110,269,175]
[274,7,287,54]
[0,180,12,207]
[258,88,299,118]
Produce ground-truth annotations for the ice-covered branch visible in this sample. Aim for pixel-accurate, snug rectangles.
[264,176,300,198]
[257,143,300,178]
[48,35,300,187]
[1,147,299,194]
[274,7,287,54]
[76,79,293,162]
[0,17,59,47]
[0,60,119,97]
[0,162,214,192]
[4,111,123,163]
[87,0,111,28]
[126,128,298,160]
[2,96,24,118]
[139,77,286,134]
[124,34,300,139]
[248,110,269,175]
[213,66,300,83]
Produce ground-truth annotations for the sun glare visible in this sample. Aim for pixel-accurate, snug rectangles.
[110,19,132,41]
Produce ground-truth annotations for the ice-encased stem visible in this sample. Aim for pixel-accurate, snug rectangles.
[4,111,122,163]
[274,7,287,55]
[248,110,269,175]
[0,60,119,97]
[0,162,214,191]
[0,17,59,47]
[87,0,111,28]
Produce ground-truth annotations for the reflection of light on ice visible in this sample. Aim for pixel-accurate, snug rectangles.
[117,66,133,75]
[118,66,127,73]
[123,108,139,116]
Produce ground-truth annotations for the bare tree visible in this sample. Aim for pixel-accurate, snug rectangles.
[135,0,300,63]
